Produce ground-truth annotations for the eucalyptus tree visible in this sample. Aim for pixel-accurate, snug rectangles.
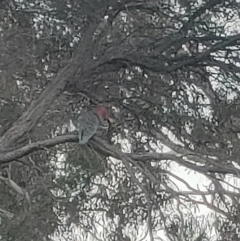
[0,0,240,240]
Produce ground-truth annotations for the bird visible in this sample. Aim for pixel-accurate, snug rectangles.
[77,105,110,144]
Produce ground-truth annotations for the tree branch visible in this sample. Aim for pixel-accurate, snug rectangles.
[0,22,98,151]
[0,208,14,219]
[0,134,78,164]
[0,133,239,176]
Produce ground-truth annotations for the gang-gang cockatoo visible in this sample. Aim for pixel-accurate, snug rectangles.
[77,105,110,144]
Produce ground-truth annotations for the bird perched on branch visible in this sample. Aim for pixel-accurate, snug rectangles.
[77,105,110,144]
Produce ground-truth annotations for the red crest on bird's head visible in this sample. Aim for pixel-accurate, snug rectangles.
[95,105,110,120]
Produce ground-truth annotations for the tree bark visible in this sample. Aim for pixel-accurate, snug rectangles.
[0,22,98,152]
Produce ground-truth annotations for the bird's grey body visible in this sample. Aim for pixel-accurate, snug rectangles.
[77,111,100,144]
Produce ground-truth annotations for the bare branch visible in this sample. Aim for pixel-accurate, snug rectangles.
[1,133,239,178]
[0,208,14,219]
[0,134,78,163]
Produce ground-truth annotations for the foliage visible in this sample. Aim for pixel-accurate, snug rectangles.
[0,0,240,240]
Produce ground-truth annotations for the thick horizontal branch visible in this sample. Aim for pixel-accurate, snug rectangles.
[0,134,175,164]
[0,134,238,176]
[0,134,78,164]
[92,137,239,176]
